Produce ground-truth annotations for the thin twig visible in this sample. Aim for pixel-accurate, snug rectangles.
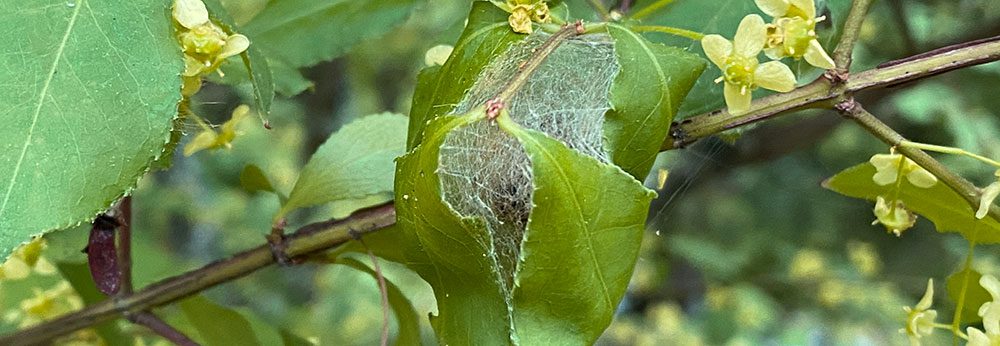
[361,239,390,346]
[0,203,397,345]
[832,0,875,72]
[128,312,200,346]
[629,0,674,20]
[663,35,1000,150]
[629,25,704,40]
[118,197,133,295]
[587,0,612,21]
[836,100,1000,222]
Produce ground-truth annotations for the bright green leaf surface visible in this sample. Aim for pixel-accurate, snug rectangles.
[279,113,407,219]
[240,164,275,194]
[823,163,1000,243]
[180,295,262,346]
[0,0,182,260]
[395,114,513,345]
[242,0,418,69]
[605,24,704,179]
[406,2,523,149]
[947,267,990,324]
[502,122,657,345]
[338,254,423,345]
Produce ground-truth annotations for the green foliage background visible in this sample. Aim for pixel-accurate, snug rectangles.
[2,0,1000,345]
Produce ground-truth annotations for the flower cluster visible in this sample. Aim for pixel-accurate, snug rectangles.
[868,152,937,236]
[702,0,835,114]
[183,105,251,156]
[493,0,551,34]
[756,0,835,69]
[173,0,249,96]
[900,279,937,345]
[968,275,1000,345]
[977,170,1000,219]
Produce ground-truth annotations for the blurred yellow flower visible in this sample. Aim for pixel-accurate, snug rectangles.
[173,0,249,95]
[0,237,55,280]
[494,0,551,34]
[869,153,938,188]
[754,0,835,69]
[872,196,917,236]
[900,279,937,345]
[702,15,796,115]
[977,170,1000,219]
[968,275,1000,346]
[183,105,250,156]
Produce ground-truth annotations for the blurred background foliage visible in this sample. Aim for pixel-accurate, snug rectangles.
[2,0,1000,345]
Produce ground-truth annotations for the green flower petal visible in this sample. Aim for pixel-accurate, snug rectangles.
[803,39,835,69]
[754,60,796,92]
[701,34,732,68]
[755,0,790,17]
[734,15,767,57]
[173,0,209,29]
[724,82,752,115]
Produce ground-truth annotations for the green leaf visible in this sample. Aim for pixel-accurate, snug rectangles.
[947,267,991,324]
[822,163,1000,243]
[203,0,274,118]
[55,262,132,346]
[0,0,182,260]
[605,24,705,179]
[501,120,657,345]
[240,46,275,121]
[240,164,275,194]
[242,0,418,68]
[278,113,407,219]
[395,115,513,345]
[179,295,262,346]
[406,2,523,149]
[337,253,423,345]
[395,111,658,344]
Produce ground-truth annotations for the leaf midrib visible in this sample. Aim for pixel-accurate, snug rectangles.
[608,25,670,165]
[0,0,85,222]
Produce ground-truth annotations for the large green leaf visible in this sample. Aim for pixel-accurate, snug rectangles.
[406,1,523,149]
[822,163,1000,243]
[277,113,407,219]
[337,253,423,345]
[242,0,418,69]
[0,0,182,260]
[395,114,513,345]
[179,295,262,346]
[605,24,704,179]
[500,119,656,345]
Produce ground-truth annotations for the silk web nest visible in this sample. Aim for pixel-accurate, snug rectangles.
[437,30,620,293]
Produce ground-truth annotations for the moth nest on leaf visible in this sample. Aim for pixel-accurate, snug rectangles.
[437,31,620,291]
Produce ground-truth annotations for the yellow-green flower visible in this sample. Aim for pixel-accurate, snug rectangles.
[977,170,1000,219]
[900,279,937,345]
[702,14,796,115]
[869,153,938,188]
[873,196,917,236]
[755,0,835,69]
[968,275,1000,346]
[173,0,249,78]
[183,105,250,156]
[493,0,551,34]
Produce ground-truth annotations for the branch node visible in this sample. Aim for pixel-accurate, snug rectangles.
[834,98,857,115]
